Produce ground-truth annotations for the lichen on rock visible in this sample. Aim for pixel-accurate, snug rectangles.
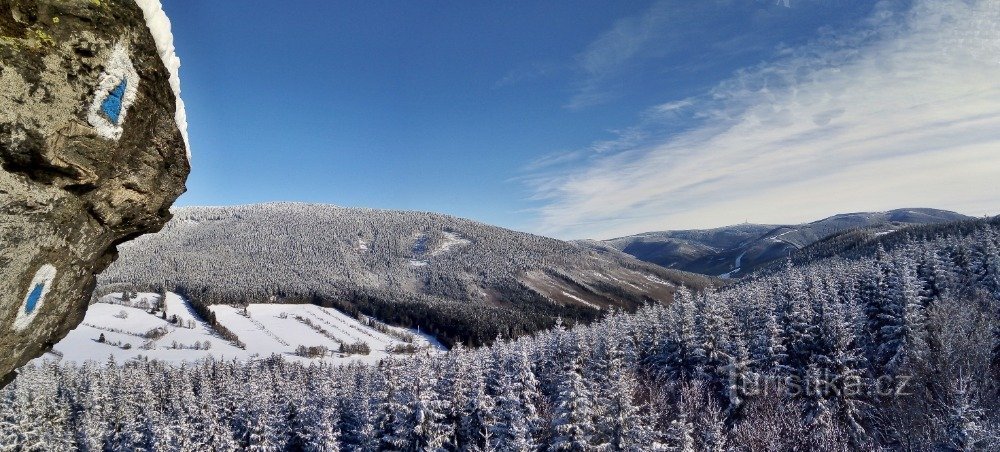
[0,0,189,385]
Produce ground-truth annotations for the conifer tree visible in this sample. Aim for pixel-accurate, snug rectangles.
[548,344,595,451]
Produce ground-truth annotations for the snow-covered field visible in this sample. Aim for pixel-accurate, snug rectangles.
[37,293,442,365]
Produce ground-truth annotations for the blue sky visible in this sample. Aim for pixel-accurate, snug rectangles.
[167,0,1000,239]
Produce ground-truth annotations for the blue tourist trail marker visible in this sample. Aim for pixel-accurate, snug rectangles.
[13,265,57,332]
[87,41,139,140]
[101,79,128,125]
[23,283,44,315]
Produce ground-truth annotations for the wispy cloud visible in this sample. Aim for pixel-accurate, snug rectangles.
[529,0,1000,239]
[494,62,559,89]
[564,0,802,110]
[566,1,674,109]
[522,150,586,172]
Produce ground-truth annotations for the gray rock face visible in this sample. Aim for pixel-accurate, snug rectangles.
[0,0,189,385]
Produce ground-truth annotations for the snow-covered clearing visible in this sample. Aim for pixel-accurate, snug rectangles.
[769,229,801,248]
[37,293,442,366]
[561,291,601,310]
[431,231,471,256]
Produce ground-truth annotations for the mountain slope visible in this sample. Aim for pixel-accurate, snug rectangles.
[599,208,970,277]
[97,203,714,347]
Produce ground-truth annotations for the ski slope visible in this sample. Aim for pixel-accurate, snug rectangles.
[37,293,442,365]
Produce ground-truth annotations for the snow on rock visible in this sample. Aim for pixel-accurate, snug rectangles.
[133,0,189,159]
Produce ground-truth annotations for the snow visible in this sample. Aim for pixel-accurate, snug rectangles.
[37,293,443,366]
[561,291,600,310]
[133,0,189,159]
[431,231,471,256]
[643,274,672,286]
[769,229,800,248]
[719,250,748,279]
[162,292,198,326]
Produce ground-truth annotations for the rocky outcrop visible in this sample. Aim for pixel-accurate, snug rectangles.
[0,0,189,385]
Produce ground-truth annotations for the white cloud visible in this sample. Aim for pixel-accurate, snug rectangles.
[529,0,1000,239]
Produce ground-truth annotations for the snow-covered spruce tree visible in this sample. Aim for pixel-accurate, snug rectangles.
[859,244,894,372]
[489,351,539,452]
[691,289,739,415]
[79,360,116,450]
[594,334,657,451]
[407,358,452,451]
[240,360,289,451]
[938,374,992,451]
[778,268,818,379]
[548,339,597,451]
[296,379,341,451]
[649,288,697,381]
[662,395,696,452]
[878,258,929,375]
[512,342,544,442]
[375,360,412,451]
[339,364,381,452]
[749,303,784,374]
[813,280,870,445]
[435,344,472,450]
[720,328,755,423]
[457,355,495,451]
[189,363,241,451]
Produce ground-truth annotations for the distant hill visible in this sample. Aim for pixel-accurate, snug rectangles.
[597,208,971,277]
[97,203,714,347]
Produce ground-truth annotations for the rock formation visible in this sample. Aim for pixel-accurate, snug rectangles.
[0,0,189,385]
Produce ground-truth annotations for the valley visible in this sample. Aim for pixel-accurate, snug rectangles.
[41,292,440,365]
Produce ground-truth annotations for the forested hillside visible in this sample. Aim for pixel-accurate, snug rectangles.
[96,203,712,347]
[5,216,997,450]
[600,208,969,277]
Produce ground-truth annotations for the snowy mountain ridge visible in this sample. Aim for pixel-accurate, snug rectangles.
[598,208,970,277]
[96,203,714,347]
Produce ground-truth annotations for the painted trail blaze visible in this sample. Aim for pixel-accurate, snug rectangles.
[13,264,57,331]
[101,79,128,124]
[23,283,44,315]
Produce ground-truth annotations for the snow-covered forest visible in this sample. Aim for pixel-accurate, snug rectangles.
[3,217,998,450]
[96,203,711,347]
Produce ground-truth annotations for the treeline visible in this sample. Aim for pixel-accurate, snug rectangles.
[2,216,998,450]
[780,215,1000,272]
